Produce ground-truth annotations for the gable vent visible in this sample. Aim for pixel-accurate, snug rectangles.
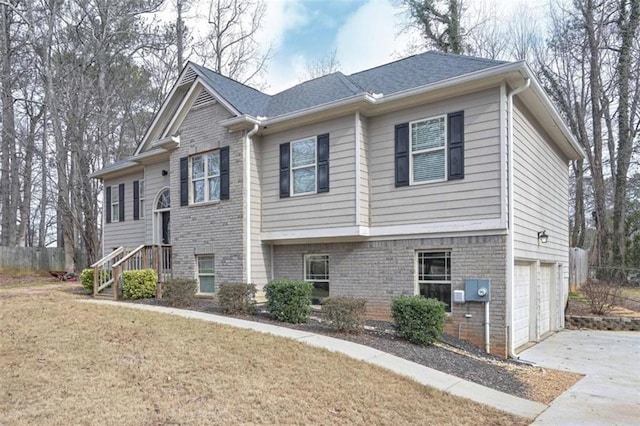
[179,67,197,86]
[192,89,216,108]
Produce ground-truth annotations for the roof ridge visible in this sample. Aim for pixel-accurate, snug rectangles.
[422,50,508,65]
[188,62,271,98]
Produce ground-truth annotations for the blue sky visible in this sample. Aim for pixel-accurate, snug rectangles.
[168,0,545,94]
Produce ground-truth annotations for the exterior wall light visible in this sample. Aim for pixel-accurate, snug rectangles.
[538,230,549,244]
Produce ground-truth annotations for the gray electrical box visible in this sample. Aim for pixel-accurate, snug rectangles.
[464,279,491,302]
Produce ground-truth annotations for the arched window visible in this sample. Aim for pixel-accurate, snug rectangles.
[156,189,170,210]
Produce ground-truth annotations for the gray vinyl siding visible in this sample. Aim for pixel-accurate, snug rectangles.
[144,160,170,244]
[368,88,503,226]
[512,99,570,267]
[358,114,370,227]
[261,115,356,232]
[250,137,270,287]
[169,102,246,284]
[103,172,145,251]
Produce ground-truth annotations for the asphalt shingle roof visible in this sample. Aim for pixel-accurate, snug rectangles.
[191,51,507,118]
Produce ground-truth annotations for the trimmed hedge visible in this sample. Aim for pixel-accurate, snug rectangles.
[122,269,157,299]
[264,279,313,323]
[321,296,367,333]
[162,278,197,307]
[218,283,256,314]
[392,295,445,345]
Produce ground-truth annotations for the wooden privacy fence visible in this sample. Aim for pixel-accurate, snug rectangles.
[569,247,589,291]
[0,246,65,272]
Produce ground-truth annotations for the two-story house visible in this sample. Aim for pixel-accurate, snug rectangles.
[91,51,583,357]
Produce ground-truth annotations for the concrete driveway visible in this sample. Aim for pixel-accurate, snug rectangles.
[520,330,640,425]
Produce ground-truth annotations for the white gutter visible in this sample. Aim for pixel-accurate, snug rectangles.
[245,123,260,284]
[506,78,530,359]
[354,111,361,226]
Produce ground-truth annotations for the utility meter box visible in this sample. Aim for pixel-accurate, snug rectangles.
[464,279,491,302]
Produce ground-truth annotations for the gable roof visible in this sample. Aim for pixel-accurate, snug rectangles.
[187,51,506,118]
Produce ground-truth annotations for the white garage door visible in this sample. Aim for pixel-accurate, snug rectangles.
[539,265,553,336]
[513,263,532,349]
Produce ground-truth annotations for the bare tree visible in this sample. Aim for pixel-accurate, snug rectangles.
[195,0,271,85]
[303,49,341,80]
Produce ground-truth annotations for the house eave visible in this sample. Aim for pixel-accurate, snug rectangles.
[90,161,143,180]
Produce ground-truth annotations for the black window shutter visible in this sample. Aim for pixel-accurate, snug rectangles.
[180,156,189,206]
[105,186,111,223]
[220,146,230,200]
[133,180,140,220]
[317,133,330,193]
[395,123,410,187]
[118,183,125,222]
[279,143,290,198]
[448,111,465,180]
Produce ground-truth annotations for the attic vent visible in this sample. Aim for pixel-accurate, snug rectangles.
[193,89,216,108]
[179,67,197,86]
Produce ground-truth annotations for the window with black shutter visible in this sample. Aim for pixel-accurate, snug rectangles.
[280,133,330,197]
[395,110,464,186]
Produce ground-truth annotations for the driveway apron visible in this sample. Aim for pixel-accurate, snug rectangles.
[520,330,640,425]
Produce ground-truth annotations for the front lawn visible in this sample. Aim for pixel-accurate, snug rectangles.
[0,288,526,425]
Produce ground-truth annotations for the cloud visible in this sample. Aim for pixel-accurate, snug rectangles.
[334,0,420,75]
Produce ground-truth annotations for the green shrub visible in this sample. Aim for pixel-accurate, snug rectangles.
[321,296,367,333]
[162,278,197,307]
[218,283,256,314]
[122,269,157,299]
[264,279,313,323]
[391,295,445,345]
[80,268,109,294]
[80,269,95,293]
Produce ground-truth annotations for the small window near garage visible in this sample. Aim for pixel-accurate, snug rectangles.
[197,255,215,294]
[304,254,329,303]
[416,251,452,312]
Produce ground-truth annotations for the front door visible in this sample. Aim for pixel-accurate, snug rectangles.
[161,211,170,244]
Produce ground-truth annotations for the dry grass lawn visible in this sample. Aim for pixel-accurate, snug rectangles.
[0,288,527,425]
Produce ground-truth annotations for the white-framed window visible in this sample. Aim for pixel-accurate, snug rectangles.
[111,186,120,222]
[416,251,452,312]
[197,255,215,294]
[291,137,317,195]
[191,150,220,203]
[304,254,329,302]
[139,179,145,218]
[410,115,447,184]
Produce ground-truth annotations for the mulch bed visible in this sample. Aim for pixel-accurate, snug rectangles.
[126,297,540,401]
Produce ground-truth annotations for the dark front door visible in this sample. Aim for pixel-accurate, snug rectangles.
[161,211,170,244]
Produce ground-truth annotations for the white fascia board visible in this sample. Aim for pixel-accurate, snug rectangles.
[522,64,584,160]
[89,161,142,179]
[134,64,195,155]
[261,219,506,242]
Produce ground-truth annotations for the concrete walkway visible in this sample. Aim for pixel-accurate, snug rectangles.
[81,299,546,420]
[520,330,640,425]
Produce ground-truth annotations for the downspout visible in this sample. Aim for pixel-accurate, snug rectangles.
[245,123,260,284]
[506,78,530,358]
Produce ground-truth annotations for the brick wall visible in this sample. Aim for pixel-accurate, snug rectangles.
[169,102,246,285]
[273,235,508,356]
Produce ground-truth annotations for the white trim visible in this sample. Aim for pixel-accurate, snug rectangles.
[354,112,361,226]
[290,136,318,196]
[415,250,453,312]
[506,78,531,359]
[189,150,221,204]
[408,115,448,185]
[303,254,330,282]
[162,81,203,139]
[499,83,508,230]
[261,218,505,241]
[153,187,171,245]
[245,124,260,284]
